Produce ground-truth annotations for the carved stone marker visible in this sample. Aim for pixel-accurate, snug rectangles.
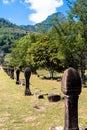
[24,67,31,96]
[16,68,20,84]
[61,67,82,130]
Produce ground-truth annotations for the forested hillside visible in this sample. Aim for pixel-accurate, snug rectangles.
[0,18,28,54]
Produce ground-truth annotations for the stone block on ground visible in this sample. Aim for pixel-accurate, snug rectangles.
[47,93,61,102]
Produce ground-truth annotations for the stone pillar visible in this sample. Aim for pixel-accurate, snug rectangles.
[16,68,20,84]
[24,67,31,96]
[61,67,82,130]
[10,67,14,79]
[8,68,11,76]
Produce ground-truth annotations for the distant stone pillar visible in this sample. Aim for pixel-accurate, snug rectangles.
[8,68,11,76]
[16,68,20,84]
[61,67,82,130]
[10,67,14,79]
[24,67,31,96]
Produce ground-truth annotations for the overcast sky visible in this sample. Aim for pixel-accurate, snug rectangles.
[0,0,68,25]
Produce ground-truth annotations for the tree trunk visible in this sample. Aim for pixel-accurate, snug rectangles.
[49,70,54,79]
[80,52,85,84]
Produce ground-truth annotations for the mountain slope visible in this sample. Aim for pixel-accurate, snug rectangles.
[0,18,28,54]
[21,12,66,32]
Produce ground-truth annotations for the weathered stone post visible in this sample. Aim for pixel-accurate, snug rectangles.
[8,68,11,76]
[24,67,31,96]
[61,67,82,130]
[10,67,14,79]
[16,68,20,84]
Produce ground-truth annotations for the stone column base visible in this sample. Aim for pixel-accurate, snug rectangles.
[51,126,87,130]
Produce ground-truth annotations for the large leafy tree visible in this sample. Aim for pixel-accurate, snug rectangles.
[28,33,62,78]
[53,0,87,82]
[66,0,87,82]
[9,33,36,68]
[53,20,79,68]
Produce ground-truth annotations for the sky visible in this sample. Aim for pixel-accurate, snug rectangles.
[0,0,69,25]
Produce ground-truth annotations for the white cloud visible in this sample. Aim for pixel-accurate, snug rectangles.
[24,0,63,23]
[2,0,15,4]
[3,0,9,4]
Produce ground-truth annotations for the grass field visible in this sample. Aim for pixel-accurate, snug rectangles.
[0,67,87,130]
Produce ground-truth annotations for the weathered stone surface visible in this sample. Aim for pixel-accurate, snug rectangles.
[24,67,31,96]
[61,67,82,95]
[25,89,31,96]
[47,93,61,102]
[16,68,20,84]
[37,94,44,99]
[61,67,82,130]
[50,68,86,130]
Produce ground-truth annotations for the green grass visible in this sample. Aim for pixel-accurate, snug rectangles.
[0,68,87,130]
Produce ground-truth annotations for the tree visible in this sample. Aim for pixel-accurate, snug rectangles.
[53,0,87,82]
[53,20,79,68]
[10,33,35,68]
[66,0,87,82]
[28,33,63,78]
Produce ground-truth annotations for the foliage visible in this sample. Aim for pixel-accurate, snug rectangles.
[52,0,87,81]
[0,18,28,54]
[66,0,87,81]
[9,34,35,68]
[28,32,63,77]
[10,30,63,76]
